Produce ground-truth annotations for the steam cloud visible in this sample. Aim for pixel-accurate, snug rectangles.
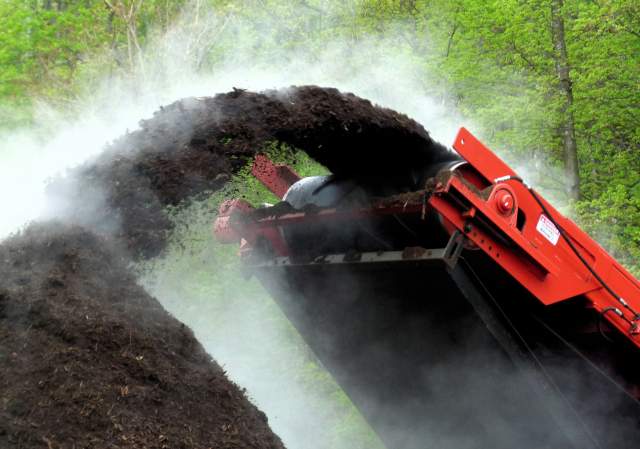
[0,1,471,240]
[0,1,598,449]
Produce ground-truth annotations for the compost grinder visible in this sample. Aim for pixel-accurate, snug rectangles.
[214,127,640,449]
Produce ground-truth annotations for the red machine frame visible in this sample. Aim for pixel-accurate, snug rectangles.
[214,128,640,351]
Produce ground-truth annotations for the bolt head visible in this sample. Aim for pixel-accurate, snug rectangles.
[495,190,514,215]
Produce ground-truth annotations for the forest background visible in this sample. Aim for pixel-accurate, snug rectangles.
[0,1,639,448]
[1,0,639,270]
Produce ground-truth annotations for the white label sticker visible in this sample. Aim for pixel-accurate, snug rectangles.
[536,214,560,245]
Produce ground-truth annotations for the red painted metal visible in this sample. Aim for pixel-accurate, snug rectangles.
[438,128,640,346]
[214,154,301,252]
[213,129,640,350]
[494,190,514,215]
[487,183,518,227]
[213,199,255,244]
[213,197,290,256]
[252,154,301,199]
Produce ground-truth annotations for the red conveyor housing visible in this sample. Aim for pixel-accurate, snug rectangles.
[214,128,640,449]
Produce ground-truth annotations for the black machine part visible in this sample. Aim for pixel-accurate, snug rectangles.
[254,159,640,448]
[257,157,640,448]
[280,160,464,258]
[282,160,466,209]
[251,244,640,449]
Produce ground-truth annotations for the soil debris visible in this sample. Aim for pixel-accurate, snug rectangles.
[50,86,455,258]
[0,222,285,449]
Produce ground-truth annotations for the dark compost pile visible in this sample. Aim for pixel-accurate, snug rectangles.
[0,223,285,449]
[1,86,454,448]
[49,86,454,258]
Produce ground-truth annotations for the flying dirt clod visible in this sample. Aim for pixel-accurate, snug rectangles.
[48,86,454,259]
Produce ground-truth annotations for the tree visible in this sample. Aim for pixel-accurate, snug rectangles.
[550,0,579,200]
[103,0,145,72]
[0,0,112,127]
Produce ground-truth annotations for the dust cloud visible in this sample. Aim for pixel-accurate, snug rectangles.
[0,1,588,449]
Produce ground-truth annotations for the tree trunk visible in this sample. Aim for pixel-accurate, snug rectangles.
[104,0,145,74]
[550,0,580,200]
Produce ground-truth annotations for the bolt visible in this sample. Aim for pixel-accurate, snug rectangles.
[495,190,514,215]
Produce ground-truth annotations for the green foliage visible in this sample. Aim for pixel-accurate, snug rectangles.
[228,141,330,206]
[0,0,186,129]
[333,0,640,271]
[576,177,640,277]
[0,1,106,126]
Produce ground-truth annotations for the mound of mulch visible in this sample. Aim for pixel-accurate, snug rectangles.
[1,86,454,448]
[49,86,455,259]
[0,222,285,449]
